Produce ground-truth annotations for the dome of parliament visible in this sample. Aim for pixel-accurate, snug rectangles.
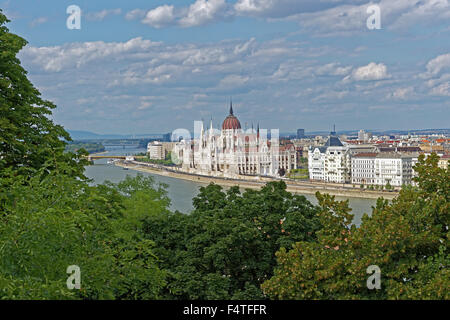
[222,103,241,130]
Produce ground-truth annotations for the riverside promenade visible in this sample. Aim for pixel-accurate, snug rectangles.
[115,160,398,200]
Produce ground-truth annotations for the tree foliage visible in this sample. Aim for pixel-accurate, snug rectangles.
[0,170,168,299]
[262,153,449,299]
[142,181,322,299]
[0,10,86,181]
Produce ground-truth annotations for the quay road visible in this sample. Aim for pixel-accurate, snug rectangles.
[115,160,398,200]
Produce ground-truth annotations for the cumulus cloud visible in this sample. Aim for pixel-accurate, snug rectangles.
[86,8,122,21]
[21,37,160,72]
[343,62,390,82]
[420,53,450,95]
[142,5,175,28]
[137,0,229,28]
[234,0,274,15]
[179,0,228,27]
[123,0,449,34]
[18,35,445,132]
[424,53,450,77]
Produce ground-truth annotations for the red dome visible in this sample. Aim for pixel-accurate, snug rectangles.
[222,102,241,130]
[222,115,241,130]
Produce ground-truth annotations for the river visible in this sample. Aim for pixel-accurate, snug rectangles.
[84,146,378,226]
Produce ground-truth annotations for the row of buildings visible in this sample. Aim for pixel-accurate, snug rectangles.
[155,104,448,186]
[308,131,448,187]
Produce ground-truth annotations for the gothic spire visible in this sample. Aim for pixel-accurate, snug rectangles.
[229,98,234,115]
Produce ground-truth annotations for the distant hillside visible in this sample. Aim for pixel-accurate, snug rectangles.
[283,128,450,137]
[67,130,168,140]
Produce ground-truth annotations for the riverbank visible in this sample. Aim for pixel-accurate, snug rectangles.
[115,161,398,200]
[89,151,108,156]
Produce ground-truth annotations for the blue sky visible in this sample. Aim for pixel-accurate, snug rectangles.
[2,0,450,134]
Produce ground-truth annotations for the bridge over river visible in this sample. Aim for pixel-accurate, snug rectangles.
[85,155,147,161]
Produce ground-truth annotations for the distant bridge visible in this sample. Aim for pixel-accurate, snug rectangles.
[85,155,147,161]
[76,137,167,147]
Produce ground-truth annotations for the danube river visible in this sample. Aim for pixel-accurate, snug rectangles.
[84,146,378,226]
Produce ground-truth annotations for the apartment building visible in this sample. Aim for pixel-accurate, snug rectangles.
[147,141,165,160]
[308,133,349,183]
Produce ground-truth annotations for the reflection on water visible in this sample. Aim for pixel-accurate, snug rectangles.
[84,146,378,226]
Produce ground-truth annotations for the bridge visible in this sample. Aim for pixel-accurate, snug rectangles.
[76,136,168,147]
[84,155,147,161]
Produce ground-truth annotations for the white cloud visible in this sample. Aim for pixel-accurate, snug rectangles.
[316,63,352,76]
[219,74,250,88]
[387,87,414,100]
[430,82,450,96]
[125,0,449,34]
[142,5,175,28]
[137,101,153,110]
[424,53,450,77]
[86,8,122,21]
[278,0,450,36]
[179,0,228,27]
[125,9,147,21]
[421,53,450,94]
[137,0,228,28]
[21,37,159,72]
[18,35,446,132]
[344,62,390,82]
[389,0,450,30]
[234,0,274,15]
[234,0,367,18]
[233,37,256,54]
[30,17,48,27]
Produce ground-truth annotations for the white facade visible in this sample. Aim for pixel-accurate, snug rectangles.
[308,133,349,183]
[374,154,413,187]
[147,141,165,160]
[351,154,376,185]
[173,107,296,178]
[308,148,325,181]
[358,129,372,142]
[351,153,413,186]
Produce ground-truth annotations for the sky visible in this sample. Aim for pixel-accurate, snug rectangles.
[2,0,450,134]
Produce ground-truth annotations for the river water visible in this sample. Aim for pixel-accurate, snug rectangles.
[84,146,378,226]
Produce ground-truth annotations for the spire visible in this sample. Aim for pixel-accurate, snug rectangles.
[229,98,234,115]
[331,124,336,136]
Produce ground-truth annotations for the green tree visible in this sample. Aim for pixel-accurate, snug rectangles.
[0,11,86,180]
[142,181,322,299]
[0,172,168,299]
[0,12,170,300]
[262,153,449,299]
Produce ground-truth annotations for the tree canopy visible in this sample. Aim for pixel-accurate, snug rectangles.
[141,181,322,299]
[0,10,86,180]
[262,154,449,299]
